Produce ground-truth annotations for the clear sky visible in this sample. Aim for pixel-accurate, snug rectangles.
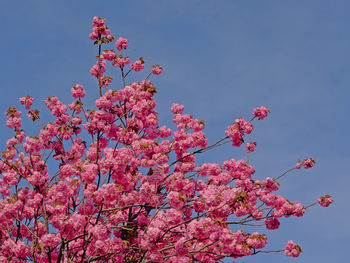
[0,1,348,262]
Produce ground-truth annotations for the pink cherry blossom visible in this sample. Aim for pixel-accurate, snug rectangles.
[19,95,34,110]
[284,240,302,257]
[131,58,145,72]
[264,217,280,230]
[302,158,316,169]
[253,106,270,120]
[151,65,163,75]
[296,158,316,169]
[116,37,129,51]
[0,16,332,263]
[246,141,256,153]
[318,195,333,207]
[102,49,116,61]
[71,84,86,98]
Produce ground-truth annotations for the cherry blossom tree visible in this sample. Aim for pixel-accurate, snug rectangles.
[0,17,332,263]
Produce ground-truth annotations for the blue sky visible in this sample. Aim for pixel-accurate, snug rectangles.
[0,1,348,262]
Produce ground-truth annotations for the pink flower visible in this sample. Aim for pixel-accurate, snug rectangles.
[41,233,61,248]
[102,49,116,61]
[284,240,302,257]
[264,217,280,230]
[175,238,189,256]
[116,37,128,51]
[302,158,315,169]
[90,58,106,77]
[225,118,250,147]
[171,104,184,114]
[92,16,105,27]
[246,232,268,249]
[246,142,256,153]
[151,65,163,75]
[89,17,113,41]
[131,58,145,72]
[167,191,186,209]
[253,106,270,120]
[243,122,253,134]
[71,84,86,98]
[112,56,130,67]
[318,195,333,207]
[296,162,302,169]
[19,96,34,110]
[81,163,98,184]
[296,158,316,169]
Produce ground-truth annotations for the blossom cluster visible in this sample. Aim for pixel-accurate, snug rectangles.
[0,17,332,263]
[89,16,113,42]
